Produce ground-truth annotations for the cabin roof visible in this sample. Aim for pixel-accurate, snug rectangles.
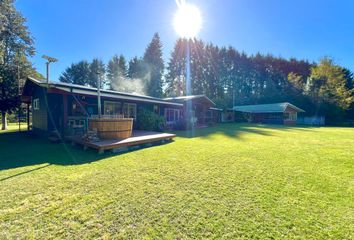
[164,95,215,106]
[23,77,183,107]
[232,102,305,113]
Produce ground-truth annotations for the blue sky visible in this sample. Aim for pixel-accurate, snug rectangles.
[16,0,354,81]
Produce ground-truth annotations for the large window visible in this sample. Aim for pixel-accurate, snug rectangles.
[164,108,180,123]
[33,98,40,110]
[104,101,121,115]
[123,103,137,120]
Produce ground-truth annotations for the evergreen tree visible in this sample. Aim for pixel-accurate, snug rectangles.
[88,58,105,88]
[118,55,127,77]
[59,60,90,86]
[190,39,207,95]
[165,38,186,97]
[107,54,127,90]
[128,56,145,79]
[0,0,36,130]
[143,33,164,97]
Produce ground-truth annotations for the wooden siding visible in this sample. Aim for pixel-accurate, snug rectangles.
[32,87,48,132]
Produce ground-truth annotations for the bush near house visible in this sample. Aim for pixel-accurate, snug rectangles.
[136,109,166,131]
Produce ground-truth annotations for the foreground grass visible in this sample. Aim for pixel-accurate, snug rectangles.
[0,124,353,239]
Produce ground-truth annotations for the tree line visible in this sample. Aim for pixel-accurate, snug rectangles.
[166,39,353,123]
[59,33,164,98]
[60,37,353,123]
[1,0,353,131]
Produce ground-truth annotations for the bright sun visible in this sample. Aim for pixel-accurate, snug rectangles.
[173,2,202,39]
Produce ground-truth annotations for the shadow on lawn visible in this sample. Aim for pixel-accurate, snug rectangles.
[175,122,313,139]
[0,123,312,174]
[0,131,112,172]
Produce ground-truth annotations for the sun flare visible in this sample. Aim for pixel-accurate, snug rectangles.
[173,2,202,39]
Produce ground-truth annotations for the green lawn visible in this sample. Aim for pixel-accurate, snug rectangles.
[0,124,353,239]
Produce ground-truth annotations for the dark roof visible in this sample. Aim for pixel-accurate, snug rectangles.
[233,102,305,113]
[24,77,183,107]
[164,95,215,106]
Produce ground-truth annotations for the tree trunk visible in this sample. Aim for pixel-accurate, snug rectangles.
[1,111,7,130]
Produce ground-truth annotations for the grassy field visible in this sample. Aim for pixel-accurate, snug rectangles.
[0,123,353,239]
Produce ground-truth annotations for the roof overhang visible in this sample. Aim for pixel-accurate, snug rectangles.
[285,103,305,113]
[164,95,216,106]
[232,102,305,113]
[209,107,223,111]
[56,86,183,106]
[23,77,183,107]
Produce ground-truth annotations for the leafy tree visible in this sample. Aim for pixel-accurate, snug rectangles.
[309,58,353,109]
[0,0,35,130]
[306,58,354,122]
[88,58,105,88]
[59,61,90,86]
[288,72,305,91]
[143,33,164,97]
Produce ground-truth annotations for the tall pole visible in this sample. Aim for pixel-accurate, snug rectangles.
[42,55,58,86]
[233,88,235,107]
[17,64,21,132]
[46,62,49,86]
[97,73,102,118]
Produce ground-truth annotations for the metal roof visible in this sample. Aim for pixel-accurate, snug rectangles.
[233,102,305,113]
[25,77,183,107]
[164,95,216,106]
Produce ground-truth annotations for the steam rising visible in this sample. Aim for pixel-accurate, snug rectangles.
[110,72,150,95]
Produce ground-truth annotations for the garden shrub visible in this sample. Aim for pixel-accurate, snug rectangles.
[137,109,166,131]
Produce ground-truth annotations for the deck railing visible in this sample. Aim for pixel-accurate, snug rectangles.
[89,114,125,119]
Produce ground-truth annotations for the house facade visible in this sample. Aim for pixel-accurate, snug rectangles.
[233,102,305,125]
[21,77,221,135]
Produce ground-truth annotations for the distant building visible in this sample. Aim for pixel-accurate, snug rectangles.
[232,102,305,125]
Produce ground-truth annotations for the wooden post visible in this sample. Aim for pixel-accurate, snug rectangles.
[63,94,68,129]
[18,105,21,132]
[27,103,30,131]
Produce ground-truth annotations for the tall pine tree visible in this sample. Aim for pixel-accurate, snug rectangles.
[143,33,164,97]
[107,54,127,90]
[128,56,145,79]
[165,38,187,97]
[88,58,105,88]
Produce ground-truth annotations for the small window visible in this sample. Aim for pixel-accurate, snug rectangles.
[153,105,160,114]
[123,103,137,120]
[33,98,40,110]
[104,101,121,115]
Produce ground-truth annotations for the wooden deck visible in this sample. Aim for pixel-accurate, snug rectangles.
[66,130,176,154]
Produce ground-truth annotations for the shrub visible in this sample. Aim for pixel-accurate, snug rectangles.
[172,119,187,130]
[137,109,166,131]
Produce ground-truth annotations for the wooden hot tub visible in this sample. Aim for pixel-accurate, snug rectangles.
[89,118,133,139]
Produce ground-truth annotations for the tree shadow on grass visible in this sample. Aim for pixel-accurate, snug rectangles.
[0,131,113,172]
[0,130,175,175]
[175,123,314,139]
